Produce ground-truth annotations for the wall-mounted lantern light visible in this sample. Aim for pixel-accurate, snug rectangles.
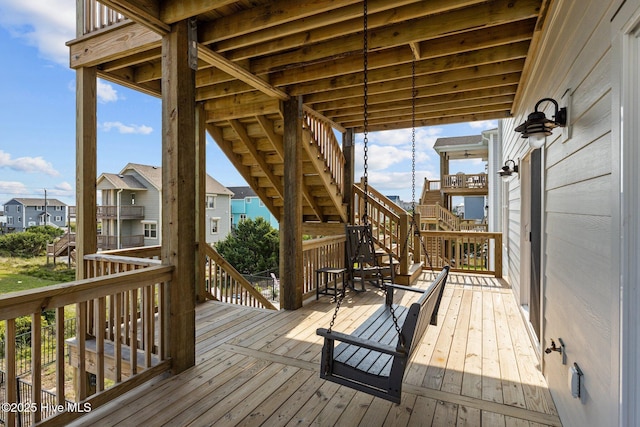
[514,97,568,149]
[499,159,519,181]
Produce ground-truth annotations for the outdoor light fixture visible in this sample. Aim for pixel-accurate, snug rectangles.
[499,159,519,181]
[514,97,568,149]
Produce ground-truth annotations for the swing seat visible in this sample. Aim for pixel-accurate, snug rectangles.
[316,266,449,403]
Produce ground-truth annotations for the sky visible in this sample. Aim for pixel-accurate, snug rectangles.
[0,0,496,208]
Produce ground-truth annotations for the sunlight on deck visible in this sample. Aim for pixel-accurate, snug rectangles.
[67,272,560,427]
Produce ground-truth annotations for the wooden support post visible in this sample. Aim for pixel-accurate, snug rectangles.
[196,103,207,302]
[162,19,196,373]
[343,129,355,223]
[281,97,303,310]
[75,66,97,280]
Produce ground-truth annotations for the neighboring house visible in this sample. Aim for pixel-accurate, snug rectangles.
[228,186,279,230]
[2,198,68,233]
[97,163,232,250]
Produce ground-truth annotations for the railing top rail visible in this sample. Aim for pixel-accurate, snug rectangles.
[353,182,403,221]
[0,265,173,321]
[302,234,346,250]
[84,253,161,266]
[420,230,501,238]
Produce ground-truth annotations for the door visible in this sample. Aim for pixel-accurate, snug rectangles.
[529,149,542,339]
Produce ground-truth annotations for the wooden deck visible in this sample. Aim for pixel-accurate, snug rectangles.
[67,273,560,427]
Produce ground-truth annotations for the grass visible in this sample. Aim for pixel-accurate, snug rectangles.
[0,256,76,295]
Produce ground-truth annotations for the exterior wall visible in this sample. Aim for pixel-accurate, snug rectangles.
[231,196,279,229]
[205,194,232,244]
[501,1,622,425]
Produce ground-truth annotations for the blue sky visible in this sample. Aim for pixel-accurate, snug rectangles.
[0,0,495,207]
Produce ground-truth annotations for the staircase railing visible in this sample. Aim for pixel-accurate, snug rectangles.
[302,108,345,197]
[353,179,412,276]
[202,245,277,310]
[415,204,462,231]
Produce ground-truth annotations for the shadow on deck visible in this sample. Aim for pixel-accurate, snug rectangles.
[68,272,560,427]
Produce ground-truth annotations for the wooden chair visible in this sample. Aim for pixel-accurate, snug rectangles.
[316,266,450,403]
[344,224,396,291]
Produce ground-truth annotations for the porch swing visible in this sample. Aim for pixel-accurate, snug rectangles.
[315,1,450,404]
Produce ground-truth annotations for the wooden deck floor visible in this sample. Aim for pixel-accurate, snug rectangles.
[67,272,560,427]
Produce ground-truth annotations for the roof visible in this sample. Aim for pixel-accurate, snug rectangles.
[433,135,483,148]
[5,198,67,207]
[228,186,257,200]
[99,163,232,195]
[97,173,148,190]
[206,175,234,196]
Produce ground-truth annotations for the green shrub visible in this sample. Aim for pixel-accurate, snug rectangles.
[0,232,50,257]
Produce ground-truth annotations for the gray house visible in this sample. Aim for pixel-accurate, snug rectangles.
[97,163,232,250]
[2,198,68,233]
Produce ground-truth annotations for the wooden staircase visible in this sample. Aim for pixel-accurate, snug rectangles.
[207,106,347,224]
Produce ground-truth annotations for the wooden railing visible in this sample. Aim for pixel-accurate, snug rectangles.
[353,180,412,276]
[96,205,145,219]
[79,0,128,36]
[97,234,145,250]
[416,204,460,231]
[303,108,345,197]
[47,232,76,257]
[301,235,346,299]
[0,255,172,426]
[419,231,502,277]
[442,173,488,190]
[202,245,277,310]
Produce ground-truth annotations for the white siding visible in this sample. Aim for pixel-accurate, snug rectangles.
[502,1,620,426]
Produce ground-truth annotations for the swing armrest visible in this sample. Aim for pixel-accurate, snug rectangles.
[384,283,426,294]
[316,328,405,357]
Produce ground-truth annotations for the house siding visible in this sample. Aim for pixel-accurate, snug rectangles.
[502,1,620,426]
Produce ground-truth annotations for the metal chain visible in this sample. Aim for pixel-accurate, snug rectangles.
[362,0,369,225]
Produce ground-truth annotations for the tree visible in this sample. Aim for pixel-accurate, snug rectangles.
[215,217,279,274]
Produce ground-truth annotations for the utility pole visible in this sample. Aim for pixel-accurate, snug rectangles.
[44,188,48,225]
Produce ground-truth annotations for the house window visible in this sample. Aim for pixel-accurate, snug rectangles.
[240,214,247,222]
[245,198,251,203]
[17,206,21,212]
[7,217,13,225]
[36,206,44,211]
[143,222,157,239]
[259,200,265,207]
[55,216,62,222]
[131,193,136,205]
[210,218,219,234]
[56,206,63,211]
[206,196,216,209]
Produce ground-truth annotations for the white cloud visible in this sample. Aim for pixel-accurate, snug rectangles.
[97,79,121,103]
[101,122,153,135]
[0,181,28,196]
[0,150,59,176]
[0,0,75,66]
[468,120,498,130]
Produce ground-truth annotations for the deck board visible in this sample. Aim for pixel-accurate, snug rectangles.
[66,273,561,427]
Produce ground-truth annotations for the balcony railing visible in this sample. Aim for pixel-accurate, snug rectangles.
[442,173,488,190]
[302,235,345,299]
[418,230,502,277]
[0,255,172,426]
[79,0,128,36]
[96,205,145,219]
[97,234,145,250]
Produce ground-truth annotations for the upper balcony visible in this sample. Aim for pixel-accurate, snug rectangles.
[96,205,144,220]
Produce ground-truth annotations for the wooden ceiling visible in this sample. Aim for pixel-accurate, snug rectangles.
[72,0,549,133]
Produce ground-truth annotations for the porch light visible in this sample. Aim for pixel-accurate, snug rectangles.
[499,159,518,181]
[514,98,567,149]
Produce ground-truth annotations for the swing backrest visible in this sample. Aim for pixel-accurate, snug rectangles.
[397,266,449,355]
[345,224,377,266]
